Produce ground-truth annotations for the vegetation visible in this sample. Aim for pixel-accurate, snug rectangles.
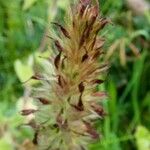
[0,0,149,150]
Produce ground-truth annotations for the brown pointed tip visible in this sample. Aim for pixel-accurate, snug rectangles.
[100,18,112,29]
[91,103,106,117]
[37,98,51,105]
[70,95,84,111]
[46,35,54,40]
[57,75,67,88]
[51,22,70,39]
[94,38,105,49]
[21,109,37,116]
[78,3,85,17]
[71,104,84,111]
[90,5,99,17]
[92,91,108,98]
[22,74,42,84]
[56,108,64,126]
[55,40,64,52]
[83,121,99,139]
[31,74,43,80]
[89,130,99,139]
[91,79,104,84]
[77,94,84,110]
[47,36,64,52]
[78,82,85,93]
[33,131,38,145]
[82,53,89,62]
[54,51,61,69]
[92,51,101,60]
[80,0,91,6]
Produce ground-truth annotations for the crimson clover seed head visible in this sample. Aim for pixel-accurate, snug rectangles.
[22,0,110,149]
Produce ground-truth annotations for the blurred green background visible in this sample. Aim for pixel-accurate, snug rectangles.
[0,0,150,149]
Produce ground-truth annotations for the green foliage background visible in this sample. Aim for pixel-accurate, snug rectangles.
[0,0,150,149]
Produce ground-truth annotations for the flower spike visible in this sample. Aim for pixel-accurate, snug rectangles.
[23,0,110,149]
